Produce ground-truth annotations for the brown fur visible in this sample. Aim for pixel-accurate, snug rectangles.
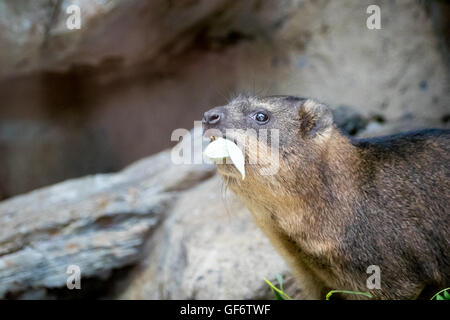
[202,95,450,300]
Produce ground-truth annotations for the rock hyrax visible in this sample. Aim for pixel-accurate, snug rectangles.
[202,95,449,300]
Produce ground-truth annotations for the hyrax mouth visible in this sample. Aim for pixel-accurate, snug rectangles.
[204,136,246,179]
[209,134,238,145]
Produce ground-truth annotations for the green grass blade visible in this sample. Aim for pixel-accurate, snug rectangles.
[271,288,285,300]
[264,278,293,300]
[430,287,450,300]
[443,290,450,300]
[326,290,372,300]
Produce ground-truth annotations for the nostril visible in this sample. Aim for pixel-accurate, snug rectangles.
[209,113,220,124]
[203,109,224,125]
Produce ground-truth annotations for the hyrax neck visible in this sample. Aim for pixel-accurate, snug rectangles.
[225,129,359,249]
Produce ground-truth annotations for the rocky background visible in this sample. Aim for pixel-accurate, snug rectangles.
[0,0,449,299]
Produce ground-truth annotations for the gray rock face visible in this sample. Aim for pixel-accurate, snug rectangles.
[1,0,449,199]
[115,175,299,300]
[0,0,304,80]
[333,105,368,135]
[0,133,215,298]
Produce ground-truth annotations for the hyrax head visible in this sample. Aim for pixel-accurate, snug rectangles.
[202,95,335,180]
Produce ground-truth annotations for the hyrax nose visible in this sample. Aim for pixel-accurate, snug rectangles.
[202,108,224,125]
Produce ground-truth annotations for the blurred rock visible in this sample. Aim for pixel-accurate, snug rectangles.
[114,175,300,300]
[277,0,450,122]
[358,117,450,138]
[0,0,308,198]
[332,105,367,135]
[0,0,303,79]
[0,130,215,298]
[1,0,449,199]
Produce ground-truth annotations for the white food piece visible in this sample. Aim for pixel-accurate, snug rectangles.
[203,137,230,159]
[225,139,246,180]
[203,137,246,179]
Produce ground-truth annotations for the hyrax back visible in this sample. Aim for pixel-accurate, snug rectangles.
[202,95,449,300]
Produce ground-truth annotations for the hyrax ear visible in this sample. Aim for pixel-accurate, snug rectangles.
[297,99,333,137]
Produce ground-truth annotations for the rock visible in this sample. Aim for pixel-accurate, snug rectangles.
[358,117,450,138]
[362,121,383,136]
[1,0,449,199]
[0,0,304,80]
[276,0,449,121]
[332,105,367,135]
[0,0,309,198]
[0,130,215,298]
[114,175,301,300]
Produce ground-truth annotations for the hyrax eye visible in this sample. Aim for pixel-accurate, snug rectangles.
[253,111,269,124]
